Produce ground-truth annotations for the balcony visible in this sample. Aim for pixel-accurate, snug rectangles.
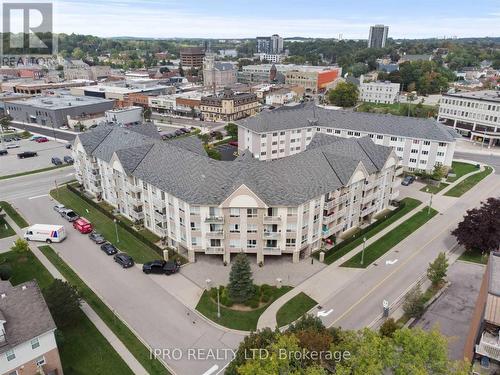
[205,216,224,223]
[154,210,167,222]
[130,209,144,221]
[263,231,280,239]
[476,331,500,361]
[152,196,166,209]
[362,194,376,205]
[391,191,400,200]
[395,166,404,176]
[263,216,281,223]
[155,224,167,236]
[361,205,378,216]
[263,247,282,255]
[205,247,225,255]
[128,183,142,193]
[206,230,224,238]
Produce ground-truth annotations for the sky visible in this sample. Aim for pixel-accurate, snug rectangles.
[5,0,500,39]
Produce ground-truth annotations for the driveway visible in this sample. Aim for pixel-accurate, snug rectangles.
[415,261,485,360]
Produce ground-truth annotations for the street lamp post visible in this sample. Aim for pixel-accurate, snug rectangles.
[114,219,120,243]
[216,285,221,319]
[360,237,367,265]
[426,188,433,215]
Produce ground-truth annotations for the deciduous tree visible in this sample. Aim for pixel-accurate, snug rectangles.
[44,280,81,328]
[327,82,358,108]
[427,252,449,286]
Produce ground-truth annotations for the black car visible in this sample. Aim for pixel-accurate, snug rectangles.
[174,129,184,136]
[0,149,7,156]
[63,156,74,164]
[142,260,180,275]
[100,242,118,255]
[89,232,106,244]
[401,175,416,186]
[180,128,190,133]
[114,253,134,268]
[18,151,38,159]
[65,144,72,149]
[51,157,62,165]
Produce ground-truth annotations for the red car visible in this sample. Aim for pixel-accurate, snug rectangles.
[73,218,93,234]
[228,141,238,147]
[35,137,49,143]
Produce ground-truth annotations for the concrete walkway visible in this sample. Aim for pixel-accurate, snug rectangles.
[2,215,148,375]
[257,162,488,330]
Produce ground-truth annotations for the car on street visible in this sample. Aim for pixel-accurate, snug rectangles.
[35,137,49,143]
[60,209,79,222]
[180,128,190,133]
[157,127,162,132]
[17,151,38,159]
[65,144,72,149]
[30,136,42,141]
[59,126,69,130]
[6,143,20,149]
[401,175,416,186]
[100,242,118,255]
[53,204,65,213]
[0,149,7,156]
[73,217,93,234]
[114,253,134,268]
[142,259,180,275]
[174,129,184,136]
[63,156,74,164]
[89,232,106,244]
[51,157,63,165]
[228,141,238,147]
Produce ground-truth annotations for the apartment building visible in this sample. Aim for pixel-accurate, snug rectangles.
[237,103,458,172]
[360,77,400,104]
[437,90,500,148]
[256,34,283,54]
[0,280,63,375]
[368,24,389,48]
[200,88,260,122]
[73,124,399,264]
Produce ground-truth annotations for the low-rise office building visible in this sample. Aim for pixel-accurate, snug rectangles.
[284,67,342,93]
[200,88,260,122]
[0,280,63,375]
[360,77,400,104]
[180,47,205,69]
[73,125,399,263]
[437,90,500,148]
[237,103,457,171]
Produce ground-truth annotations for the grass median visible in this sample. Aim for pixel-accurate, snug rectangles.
[322,198,421,265]
[444,166,493,197]
[38,245,170,375]
[446,161,478,182]
[0,201,29,228]
[196,286,292,331]
[0,249,134,375]
[276,292,317,328]
[341,207,438,268]
[0,164,70,181]
[458,249,489,265]
[419,182,449,194]
[0,215,15,238]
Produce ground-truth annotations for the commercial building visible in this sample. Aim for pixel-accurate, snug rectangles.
[256,34,283,54]
[202,55,237,88]
[237,103,457,171]
[70,79,169,101]
[0,280,63,375]
[180,47,205,69]
[437,90,500,147]
[284,66,342,93]
[360,77,401,104]
[368,25,389,48]
[200,88,260,122]
[254,53,287,63]
[105,106,142,125]
[5,94,114,128]
[73,124,399,263]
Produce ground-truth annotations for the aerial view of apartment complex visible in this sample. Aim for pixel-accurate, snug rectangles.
[0,1,499,374]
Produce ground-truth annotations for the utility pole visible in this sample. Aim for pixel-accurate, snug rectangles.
[360,237,367,265]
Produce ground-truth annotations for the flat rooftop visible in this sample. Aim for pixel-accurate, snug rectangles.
[444,90,500,103]
[8,94,113,109]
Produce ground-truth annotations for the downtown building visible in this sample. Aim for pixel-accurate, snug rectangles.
[359,76,401,104]
[437,90,500,148]
[237,103,458,172]
[368,24,389,48]
[73,124,399,264]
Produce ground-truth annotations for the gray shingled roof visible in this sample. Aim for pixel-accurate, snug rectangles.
[77,126,394,206]
[489,253,500,296]
[0,281,56,354]
[237,103,456,142]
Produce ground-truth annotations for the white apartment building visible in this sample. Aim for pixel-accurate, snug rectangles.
[254,53,287,63]
[237,103,458,172]
[73,124,399,264]
[360,77,400,104]
[437,90,500,148]
[105,106,142,125]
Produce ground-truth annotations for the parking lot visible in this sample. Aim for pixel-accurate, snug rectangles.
[0,138,72,176]
[216,143,238,161]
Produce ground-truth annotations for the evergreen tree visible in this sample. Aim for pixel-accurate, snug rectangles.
[228,253,255,303]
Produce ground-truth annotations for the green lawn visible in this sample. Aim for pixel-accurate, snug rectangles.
[196,286,292,331]
[322,198,422,265]
[38,245,169,375]
[50,186,162,264]
[444,166,493,197]
[458,249,489,265]
[0,165,70,180]
[0,216,15,238]
[341,207,438,268]
[446,161,478,182]
[276,292,317,327]
[0,201,29,228]
[356,102,437,118]
[0,250,134,375]
[419,182,449,194]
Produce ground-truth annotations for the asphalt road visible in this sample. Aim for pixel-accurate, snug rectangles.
[10,123,77,142]
[454,151,500,174]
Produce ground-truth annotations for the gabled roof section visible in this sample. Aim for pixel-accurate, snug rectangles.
[77,126,113,154]
[322,152,362,185]
[115,144,154,174]
[356,136,392,170]
[167,136,207,156]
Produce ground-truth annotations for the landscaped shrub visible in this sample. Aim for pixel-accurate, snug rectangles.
[245,294,260,309]
[0,264,12,280]
[220,287,233,307]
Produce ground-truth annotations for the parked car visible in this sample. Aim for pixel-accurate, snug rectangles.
[142,260,180,275]
[6,143,19,149]
[0,149,7,156]
[51,157,62,166]
[100,242,118,255]
[73,218,93,234]
[89,232,106,244]
[35,137,49,143]
[401,175,416,186]
[65,144,72,149]
[157,127,162,132]
[59,126,69,130]
[17,151,38,159]
[53,204,65,213]
[24,224,66,243]
[63,156,74,164]
[228,141,238,147]
[114,253,134,268]
[30,136,43,141]
[60,209,79,222]
[3,138,11,142]
[180,128,190,133]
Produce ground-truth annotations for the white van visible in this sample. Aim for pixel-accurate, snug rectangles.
[24,224,67,243]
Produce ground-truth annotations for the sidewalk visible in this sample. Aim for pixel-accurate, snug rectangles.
[256,162,487,330]
[455,139,500,156]
[2,215,148,375]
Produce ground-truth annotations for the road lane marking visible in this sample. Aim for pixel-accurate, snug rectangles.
[329,180,499,327]
[317,309,333,317]
[28,194,48,200]
[215,362,231,375]
[385,259,398,265]
[202,364,219,375]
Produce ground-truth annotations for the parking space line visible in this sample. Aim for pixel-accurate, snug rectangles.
[28,194,48,200]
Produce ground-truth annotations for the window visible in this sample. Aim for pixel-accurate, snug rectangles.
[390,137,397,141]
[354,132,360,137]
[261,134,266,138]
[247,208,257,218]
[286,223,296,232]
[230,208,240,217]
[334,130,341,134]
[247,239,257,248]
[438,142,446,147]
[347,131,354,136]
[247,224,257,233]
[272,132,278,136]
[229,239,241,248]
[31,338,40,350]
[6,349,15,361]
[411,149,418,153]
[286,238,296,246]
[376,135,383,140]
[229,224,240,233]
[409,158,417,163]
[190,206,200,215]
[287,207,297,216]
[423,141,431,146]
[301,234,307,244]
[35,356,45,367]
[412,139,420,144]
[260,151,266,156]
[280,131,285,135]
[191,237,199,245]
[313,214,319,223]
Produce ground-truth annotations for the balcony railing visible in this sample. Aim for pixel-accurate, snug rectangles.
[206,230,224,238]
[130,209,144,220]
[263,216,281,223]
[205,247,225,255]
[263,231,280,239]
[152,196,166,209]
[263,247,282,255]
[476,332,500,361]
[155,224,167,236]
[205,216,224,223]
[154,210,167,222]
[128,183,142,193]
[391,191,400,200]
